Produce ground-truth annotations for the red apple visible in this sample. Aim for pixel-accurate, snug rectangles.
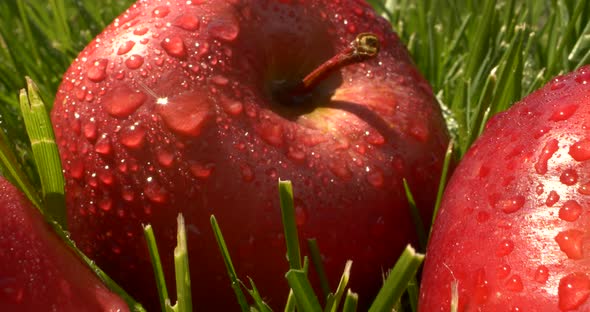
[51,0,449,309]
[0,177,129,311]
[420,65,590,311]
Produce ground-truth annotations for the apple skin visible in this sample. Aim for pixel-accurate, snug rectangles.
[0,177,129,311]
[420,65,590,311]
[51,0,449,309]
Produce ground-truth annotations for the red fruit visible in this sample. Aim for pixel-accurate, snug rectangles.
[420,65,590,311]
[0,177,129,311]
[51,0,449,309]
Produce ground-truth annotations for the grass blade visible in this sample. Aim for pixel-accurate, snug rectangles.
[279,180,302,270]
[143,224,170,312]
[285,269,322,312]
[308,238,331,299]
[210,215,250,312]
[402,179,427,251]
[368,245,424,312]
[342,290,358,312]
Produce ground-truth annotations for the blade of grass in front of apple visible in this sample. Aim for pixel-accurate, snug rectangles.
[307,238,332,299]
[19,77,66,227]
[143,224,170,312]
[285,269,322,312]
[166,214,192,312]
[324,260,352,312]
[210,215,251,312]
[368,245,424,312]
[342,290,358,312]
[402,179,427,251]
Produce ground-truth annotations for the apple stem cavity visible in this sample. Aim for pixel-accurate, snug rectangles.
[297,32,380,93]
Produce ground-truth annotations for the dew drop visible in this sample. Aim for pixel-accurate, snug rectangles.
[579,182,590,195]
[125,55,144,69]
[104,86,147,118]
[258,122,284,146]
[121,187,135,202]
[295,203,308,226]
[95,135,112,155]
[555,229,584,259]
[546,190,560,206]
[221,97,243,115]
[535,139,559,174]
[496,239,514,256]
[86,58,108,82]
[535,265,549,284]
[70,159,84,180]
[476,211,490,223]
[211,75,229,86]
[366,168,384,187]
[550,104,578,121]
[0,279,25,304]
[494,196,525,213]
[98,167,114,185]
[174,14,200,31]
[99,196,113,211]
[144,178,168,204]
[569,138,590,161]
[560,169,579,185]
[156,92,211,137]
[133,27,148,36]
[575,68,590,84]
[364,130,385,145]
[208,17,239,41]
[119,125,146,149]
[497,264,511,279]
[559,200,583,222]
[287,146,306,163]
[190,162,214,179]
[240,164,254,182]
[152,5,170,18]
[161,36,187,58]
[117,40,136,55]
[328,159,352,180]
[505,275,523,292]
[558,272,590,310]
[156,148,174,167]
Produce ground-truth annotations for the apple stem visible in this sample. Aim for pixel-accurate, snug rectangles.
[296,32,380,93]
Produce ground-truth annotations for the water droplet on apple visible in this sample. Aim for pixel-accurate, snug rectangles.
[258,122,284,146]
[133,27,148,36]
[86,58,108,82]
[221,97,243,115]
[156,92,211,137]
[98,166,114,185]
[497,264,511,279]
[494,196,525,213]
[152,5,170,18]
[496,239,514,256]
[550,104,578,121]
[560,169,579,185]
[125,55,144,69]
[579,182,590,195]
[99,196,113,211]
[476,211,490,223]
[211,75,229,86]
[83,120,98,140]
[558,273,590,310]
[119,124,146,149]
[559,200,583,222]
[535,265,549,284]
[287,146,306,163]
[295,203,308,226]
[144,178,168,204]
[569,138,590,161]
[555,229,584,259]
[95,135,112,155]
[174,14,200,31]
[208,17,239,41]
[117,40,136,55]
[366,168,384,187]
[550,78,566,90]
[240,164,254,182]
[70,159,84,180]
[161,36,187,58]
[505,275,523,292]
[121,186,135,202]
[575,68,590,84]
[190,162,214,179]
[103,86,147,118]
[535,139,559,174]
[546,190,560,206]
[328,159,352,180]
[156,148,175,167]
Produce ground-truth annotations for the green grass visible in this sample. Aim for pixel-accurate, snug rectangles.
[1,0,590,311]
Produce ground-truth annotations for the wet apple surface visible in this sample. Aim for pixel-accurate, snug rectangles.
[0,177,129,311]
[51,0,449,309]
[420,65,590,311]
